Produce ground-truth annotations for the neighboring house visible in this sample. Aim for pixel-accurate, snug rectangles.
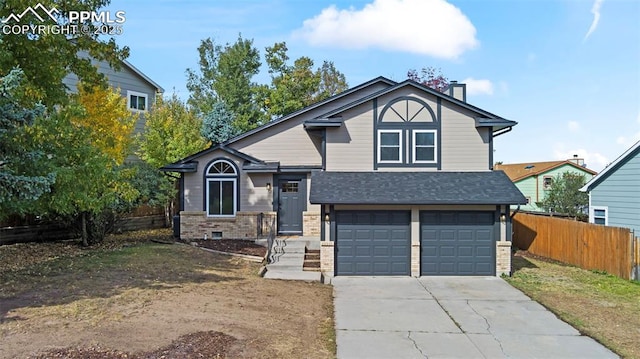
[162,77,526,278]
[580,140,640,234]
[495,158,597,212]
[62,54,164,136]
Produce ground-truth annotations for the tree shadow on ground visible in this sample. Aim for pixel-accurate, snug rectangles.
[511,251,539,273]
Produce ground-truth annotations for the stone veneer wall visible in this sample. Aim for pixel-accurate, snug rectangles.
[320,241,334,276]
[303,212,321,236]
[496,241,512,277]
[411,243,420,277]
[180,211,276,240]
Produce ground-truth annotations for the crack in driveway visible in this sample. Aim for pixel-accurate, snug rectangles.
[465,299,509,358]
[407,331,428,358]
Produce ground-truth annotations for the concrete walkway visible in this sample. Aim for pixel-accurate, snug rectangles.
[263,236,321,281]
[333,276,618,359]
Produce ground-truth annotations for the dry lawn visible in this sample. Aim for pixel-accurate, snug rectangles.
[506,252,640,359]
[0,230,335,358]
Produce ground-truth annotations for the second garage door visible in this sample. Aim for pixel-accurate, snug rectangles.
[421,211,496,276]
[336,211,410,276]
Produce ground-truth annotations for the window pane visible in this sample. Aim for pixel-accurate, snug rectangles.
[130,95,137,109]
[594,218,606,225]
[380,132,399,146]
[380,147,399,161]
[594,209,606,217]
[415,147,435,161]
[415,132,434,146]
[139,96,146,110]
[282,183,298,192]
[209,181,221,215]
[221,181,234,215]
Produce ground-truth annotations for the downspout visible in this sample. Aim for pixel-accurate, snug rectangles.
[510,204,521,219]
[535,175,539,204]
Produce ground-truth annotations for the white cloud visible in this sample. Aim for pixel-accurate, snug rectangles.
[616,132,640,147]
[461,77,493,96]
[293,0,478,59]
[554,147,608,172]
[584,0,604,41]
[567,120,580,132]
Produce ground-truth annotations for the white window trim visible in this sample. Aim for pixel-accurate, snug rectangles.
[205,159,238,217]
[377,129,403,164]
[589,205,608,225]
[127,90,148,113]
[206,178,237,217]
[412,129,437,164]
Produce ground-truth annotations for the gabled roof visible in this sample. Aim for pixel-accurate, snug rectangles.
[580,140,640,192]
[310,171,527,205]
[495,160,597,182]
[160,145,263,172]
[222,76,396,145]
[122,59,164,93]
[316,79,517,132]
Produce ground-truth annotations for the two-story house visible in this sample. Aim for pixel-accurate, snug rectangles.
[63,53,164,137]
[495,158,597,212]
[163,77,526,278]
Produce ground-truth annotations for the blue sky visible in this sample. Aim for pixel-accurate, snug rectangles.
[104,0,639,171]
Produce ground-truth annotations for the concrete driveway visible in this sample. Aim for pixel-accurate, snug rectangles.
[333,277,618,359]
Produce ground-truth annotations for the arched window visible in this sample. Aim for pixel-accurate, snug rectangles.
[205,159,238,216]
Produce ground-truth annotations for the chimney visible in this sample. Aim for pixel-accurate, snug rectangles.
[447,80,466,102]
[568,154,585,167]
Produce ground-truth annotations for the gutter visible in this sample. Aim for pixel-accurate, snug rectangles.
[492,127,512,138]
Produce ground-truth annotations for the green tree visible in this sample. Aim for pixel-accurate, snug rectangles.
[138,93,209,168]
[265,42,348,118]
[27,103,138,245]
[0,0,129,107]
[266,47,319,117]
[201,101,239,145]
[539,173,589,219]
[186,35,265,132]
[0,68,55,216]
[316,61,348,101]
[407,67,449,92]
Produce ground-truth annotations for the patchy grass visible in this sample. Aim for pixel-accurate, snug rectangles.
[506,252,640,359]
[0,230,335,358]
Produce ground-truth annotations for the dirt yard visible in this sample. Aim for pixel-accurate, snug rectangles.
[0,230,335,358]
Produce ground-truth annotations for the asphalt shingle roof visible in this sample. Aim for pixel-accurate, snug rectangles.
[309,171,527,205]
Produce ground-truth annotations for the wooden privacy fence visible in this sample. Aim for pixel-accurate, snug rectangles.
[512,212,639,281]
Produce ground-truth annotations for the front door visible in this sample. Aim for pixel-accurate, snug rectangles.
[277,179,305,234]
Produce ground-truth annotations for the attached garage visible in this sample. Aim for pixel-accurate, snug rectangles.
[421,211,496,275]
[309,171,527,277]
[335,211,411,275]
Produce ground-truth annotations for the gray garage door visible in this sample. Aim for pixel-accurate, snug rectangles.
[421,211,496,276]
[336,211,410,276]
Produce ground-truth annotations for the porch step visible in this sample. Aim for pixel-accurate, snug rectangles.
[303,249,321,272]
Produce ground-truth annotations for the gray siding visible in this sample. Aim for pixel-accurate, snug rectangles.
[231,81,391,165]
[233,118,322,165]
[440,103,490,171]
[326,102,375,171]
[590,150,640,233]
[182,150,273,213]
[62,53,159,135]
[325,87,488,172]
